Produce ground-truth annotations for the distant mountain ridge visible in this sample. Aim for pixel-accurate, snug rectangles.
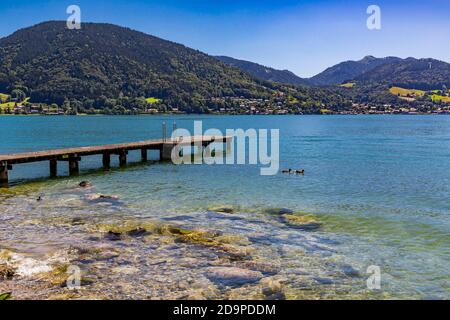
[353,57,450,90]
[307,56,403,86]
[215,56,309,86]
[218,55,450,91]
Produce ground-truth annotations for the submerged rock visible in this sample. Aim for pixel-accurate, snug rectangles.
[127,227,149,238]
[104,231,123,241]
[265,208,294,215]
[0,264,16,280]
[342,265,361,277]
[206,267,264,287]
[281,214,322,231]
[161,225,199,236]
[95,221,158,235]
[111,266,139,275]
[71,217,85,226]
[79,181,93,188]
[238,261,280,276]
[313,277,334,285]
[260,277,286,300]
[95,221,252,261]
[86,194,120,204]
[39,263,94,288]
[40,264,71,286]
[93,250,120,261]
[208,205,235,214]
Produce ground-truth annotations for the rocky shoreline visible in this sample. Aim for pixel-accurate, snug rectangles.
[0,181,388,300]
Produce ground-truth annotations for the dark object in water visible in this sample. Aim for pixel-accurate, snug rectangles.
[342,265,361,277]
[79,181,93,188]
[281,169,304,175]
[36,196,43,201]
[163,215,195,221]
[281,214,322,231]
[127,228,149,237]
[208,205,234,214]
[71,217,85,226]
[265,208,294,215]
[290,223,321,231]
[98,195,117,200]
[282,219,321,231]
[0,265,15,280]
[104,231,122,241]
[86,194,121,205]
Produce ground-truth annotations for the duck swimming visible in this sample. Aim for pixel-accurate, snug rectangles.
[282,169,304,174]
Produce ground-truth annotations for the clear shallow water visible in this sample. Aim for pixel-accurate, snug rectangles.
[0,115,449,299]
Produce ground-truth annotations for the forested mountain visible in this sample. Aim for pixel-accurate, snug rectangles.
[353,58,450,90]
[308,56,402,86]
[215,56,309,86]
[216,54,450,91]
[0,21,281,113]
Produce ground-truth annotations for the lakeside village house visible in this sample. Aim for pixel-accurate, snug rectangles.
[12,104,41,115]
[349,103,450,115]
[3,94,450,115]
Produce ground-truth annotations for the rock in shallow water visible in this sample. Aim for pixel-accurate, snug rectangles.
[104,231,123,241]
[265,208,294,215]
[0,264,16,280]
[205,267,264,287]
[86,194,121,205]
[126,227,149,237]
[237,261,281,276]
[281,214,322,231]
[208,205,234,214]
[260,277,286,300]
[341,265,361,277]
[79,181,93,188]
[71,217,85,226]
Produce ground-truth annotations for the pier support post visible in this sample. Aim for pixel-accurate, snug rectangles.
[225,137,232,156]
[141,148,148,162]
[0,161,8,187]
[49,159,57,177]
[69,159,79,176]
[102,153,111,169]
[161,144,175,161]
[119,150,127,167]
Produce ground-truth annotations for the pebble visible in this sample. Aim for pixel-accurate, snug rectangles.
[206,267,264,287]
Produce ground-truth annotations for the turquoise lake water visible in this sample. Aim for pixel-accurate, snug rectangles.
[0,115,449,299]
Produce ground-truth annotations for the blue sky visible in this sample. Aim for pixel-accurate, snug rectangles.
[1,0,449,77]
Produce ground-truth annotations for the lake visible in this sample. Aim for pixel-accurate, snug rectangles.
[0,115,449,299]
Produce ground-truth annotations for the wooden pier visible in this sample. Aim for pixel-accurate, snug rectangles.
[0,135,231,186]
